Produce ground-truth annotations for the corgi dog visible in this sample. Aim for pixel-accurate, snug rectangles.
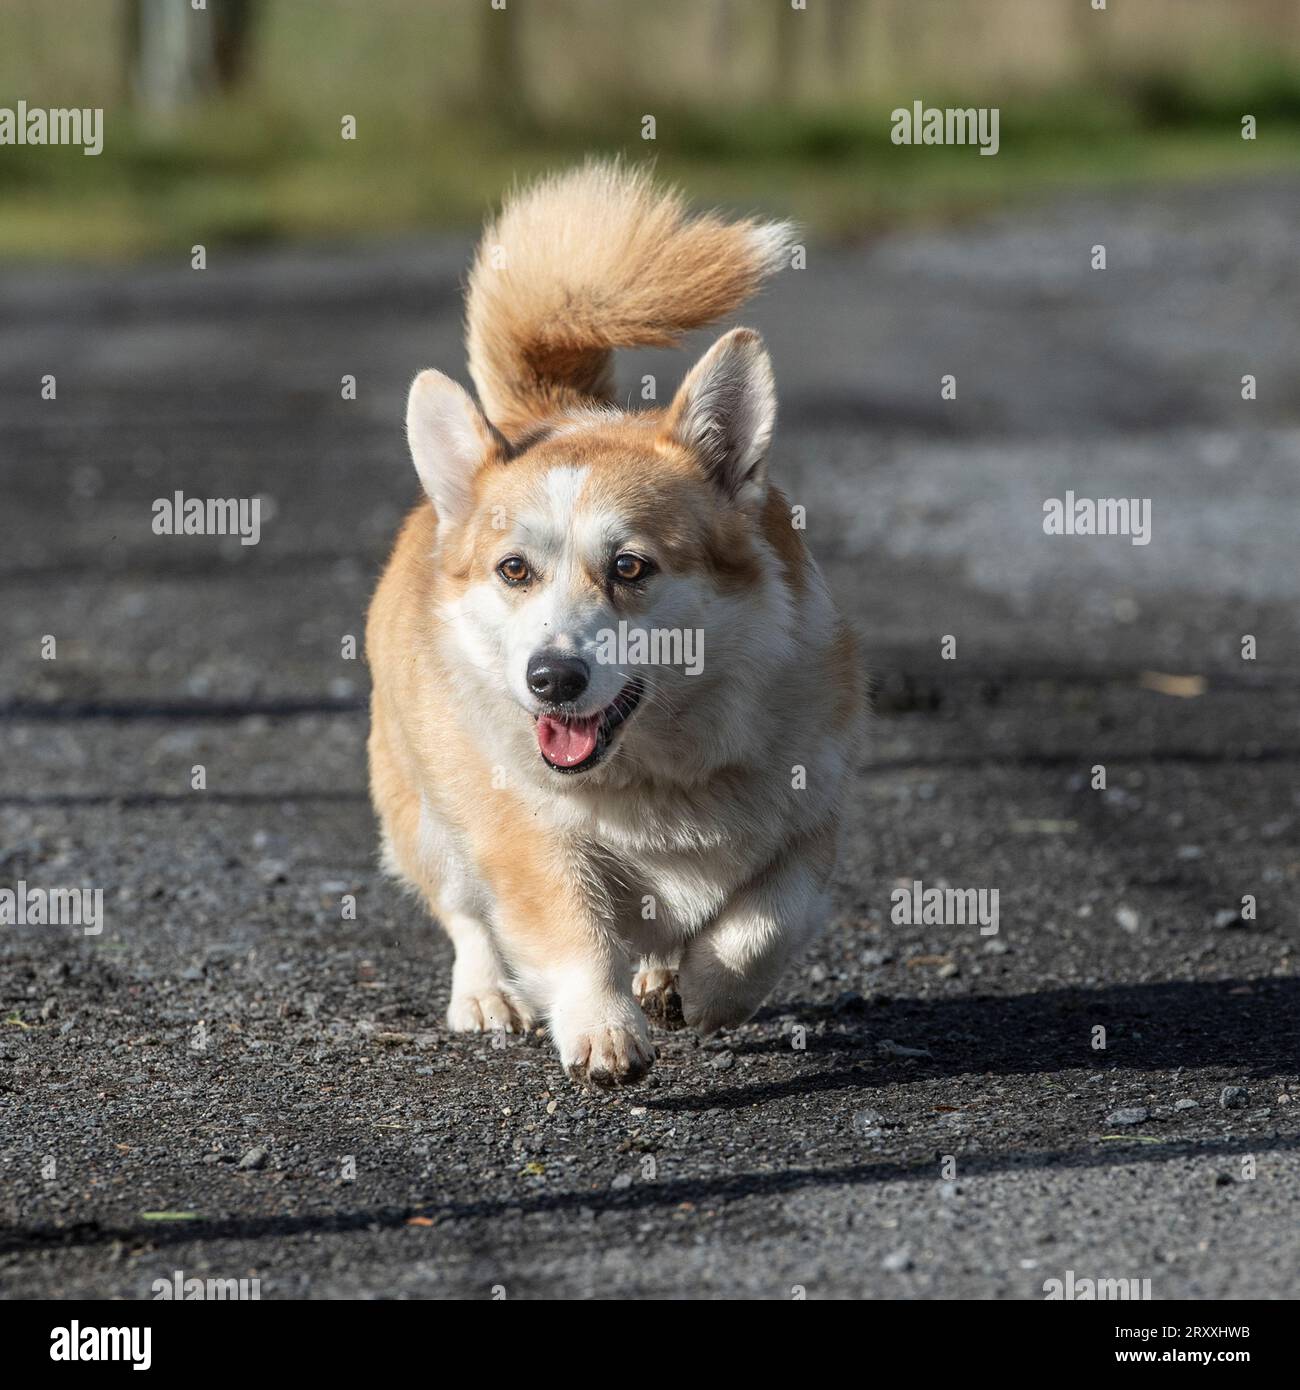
[367,162,863,1087]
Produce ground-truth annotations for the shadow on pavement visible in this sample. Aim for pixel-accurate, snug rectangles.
[5,1129,1296,1257]
[663,976,1300,1112]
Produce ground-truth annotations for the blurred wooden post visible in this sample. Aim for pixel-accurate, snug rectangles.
[1069,0,1108,80]
[125,0,255,114]
[824,0,860,92]
[860,0,889,101]
[888,0,922,85]
[771,0,804,102]
[481,0,531,130]
[710,0,736,97]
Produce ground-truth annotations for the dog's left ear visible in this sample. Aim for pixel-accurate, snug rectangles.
[662,328,776,507]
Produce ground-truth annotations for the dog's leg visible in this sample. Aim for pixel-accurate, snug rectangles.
[677,830,834,1036]
[427,844,534,1035]
[483,856,654,1087]
[544,952,656,1088]
[441,909,534,1034]
[370,750,531,1035]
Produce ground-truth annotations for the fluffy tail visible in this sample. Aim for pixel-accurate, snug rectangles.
[465,160,795,438]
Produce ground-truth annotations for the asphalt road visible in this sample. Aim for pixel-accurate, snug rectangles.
[1,178,1298,1299]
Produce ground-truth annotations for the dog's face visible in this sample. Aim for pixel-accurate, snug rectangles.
[406,329,783,783]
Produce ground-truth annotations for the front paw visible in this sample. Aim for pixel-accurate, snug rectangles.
[447,987,533,1034]
[557,1011,655,1088]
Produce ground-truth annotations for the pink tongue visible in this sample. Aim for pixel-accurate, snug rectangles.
[537,712,601,767]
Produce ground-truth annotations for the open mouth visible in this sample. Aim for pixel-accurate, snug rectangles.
[534,678,644,774]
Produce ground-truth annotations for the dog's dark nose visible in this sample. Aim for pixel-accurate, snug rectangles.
[527,651,590,704]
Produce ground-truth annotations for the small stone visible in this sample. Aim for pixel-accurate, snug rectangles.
[1112,596,1139,623]
[711,1050,735,1071]
[610,1173,633,1190]
[1174,1099,1199,1111]
[237,1146,269,1170]
[983,939,1009,955]
[937,962,960,979]
[1115,906,1141,933]
[1106,1106,1149,1126]
[878,1039,932,1059]
[882,1247,912,1273]
[1219,1086,1248,1110]
[1212,908,1244,929]
[860,948,893,968]
[852,1108,885,1136]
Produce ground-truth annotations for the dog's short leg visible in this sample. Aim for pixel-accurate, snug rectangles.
[475,833,655,1085]
[544,957,655,1088]
[678,834,832,1036]
[368,759,528,1034]
[442,910,534,1034]
[494,913,653,1086]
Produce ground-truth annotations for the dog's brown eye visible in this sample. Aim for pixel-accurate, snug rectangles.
[498,556,530,585]
[613,553,650,584]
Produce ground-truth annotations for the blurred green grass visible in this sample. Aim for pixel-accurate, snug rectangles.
[3,108,1297,261]
[2,0,1299,260]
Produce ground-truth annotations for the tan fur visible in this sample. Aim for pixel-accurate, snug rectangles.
[466,160,794,437]
[367,162,863,1087]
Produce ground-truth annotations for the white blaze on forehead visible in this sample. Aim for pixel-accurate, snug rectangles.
[511,464,627,570]
[543,464,588,519]
[508,465,589,554]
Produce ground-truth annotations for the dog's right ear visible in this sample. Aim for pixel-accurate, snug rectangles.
[405,370,505,527]
[661,328,776,509]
